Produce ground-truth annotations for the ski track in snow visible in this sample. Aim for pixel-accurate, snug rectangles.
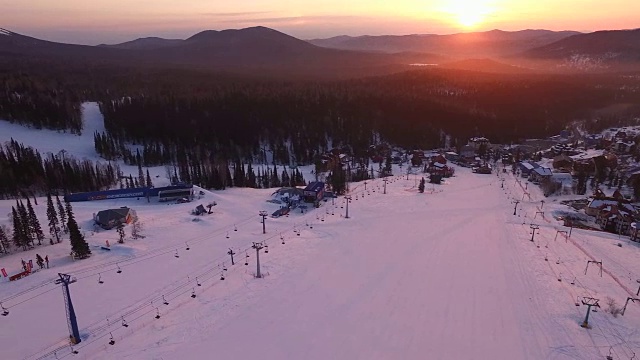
[1,106,640,359]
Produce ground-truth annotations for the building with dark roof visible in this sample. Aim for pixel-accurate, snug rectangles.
[94,207,135,230]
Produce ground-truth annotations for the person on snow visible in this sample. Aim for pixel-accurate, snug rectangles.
[36,254,44,269]
[45,255,49,269]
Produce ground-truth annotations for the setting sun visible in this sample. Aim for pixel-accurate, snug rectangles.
[440,0,497,28]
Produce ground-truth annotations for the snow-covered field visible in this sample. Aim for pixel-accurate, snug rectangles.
[1,107,640,359]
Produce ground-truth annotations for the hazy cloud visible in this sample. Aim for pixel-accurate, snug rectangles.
[202,11,272,17]
[215,15,364,24]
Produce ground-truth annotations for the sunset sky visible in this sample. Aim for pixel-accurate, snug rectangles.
[2,0,639,45]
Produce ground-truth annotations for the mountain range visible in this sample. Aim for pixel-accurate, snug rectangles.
[1,26,639,78]
[308,29,582,58]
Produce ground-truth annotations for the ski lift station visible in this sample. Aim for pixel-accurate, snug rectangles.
[64,184,194,203]
[303,181,325,203]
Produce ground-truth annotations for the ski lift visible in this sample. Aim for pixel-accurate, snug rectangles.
[606,346,613,360]
[116,264,122,274]
[121,317,129,327]
[162,295,169,305]
[571,277,576,285]
[109,332,115,346]
[98,273,104,284]
[556,258,560,265]
[155,308,161,319]
[196,277,201,286]
[223,262,228,271]
[557,273,562,282]
[191,288,197,299]
[575,296,580,307]
[321,217,325,222]
[220,272,225,281]
[1,302,8,316]
[245,252,249,266]
[234,225,238,232]
[186,242,190,251]
[281,233,285,245]
[544,254,548,262]
[226,232,230,239]
[174,250,179,258]
[70,346,78,355]
[264,244,269,254]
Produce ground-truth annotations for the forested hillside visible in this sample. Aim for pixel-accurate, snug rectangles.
[2,64,640,170]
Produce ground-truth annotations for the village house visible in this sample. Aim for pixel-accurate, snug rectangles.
[529,167,553,183]
[469,137,490,150]
[613,140,635,154]
[552,154,574,172]
[459,145,475,159]
[517,161,539,177]
[595,204,637,235]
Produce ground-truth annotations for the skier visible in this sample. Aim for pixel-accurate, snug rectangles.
[36,254,44,269]
[21,259,27,272]
[45,255,49,269]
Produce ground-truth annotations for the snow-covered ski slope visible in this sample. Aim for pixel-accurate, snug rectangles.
[1,105,640,359]
[1,167,640,359]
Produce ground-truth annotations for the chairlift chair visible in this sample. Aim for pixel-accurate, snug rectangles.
[191,288,197,298]
[116,264,122,274]
[109,333,115,346]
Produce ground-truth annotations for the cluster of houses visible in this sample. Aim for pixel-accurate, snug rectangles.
[584,190,640,238]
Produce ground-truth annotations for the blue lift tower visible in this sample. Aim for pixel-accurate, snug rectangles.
[56,273,81,344]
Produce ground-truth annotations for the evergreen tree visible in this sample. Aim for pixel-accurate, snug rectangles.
[11,207,27,251]
[56,195,68,233]
[137,150,145,186]
[46,193,61,244]
[116,222,126,244]
[0,225,10,253]
[146,169,153,188]
[329,163,347,195]
[384,155,392,176]
[270,164,280,188]
[66,202,91,259]
[26,198,45,246]
[17,201,34,247]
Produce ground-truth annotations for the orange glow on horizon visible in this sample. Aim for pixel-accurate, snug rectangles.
[439,0,497,29]
[1,0,639,44]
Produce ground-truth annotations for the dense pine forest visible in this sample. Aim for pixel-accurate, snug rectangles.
[0,139,120,199]
[2,64,640,195]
